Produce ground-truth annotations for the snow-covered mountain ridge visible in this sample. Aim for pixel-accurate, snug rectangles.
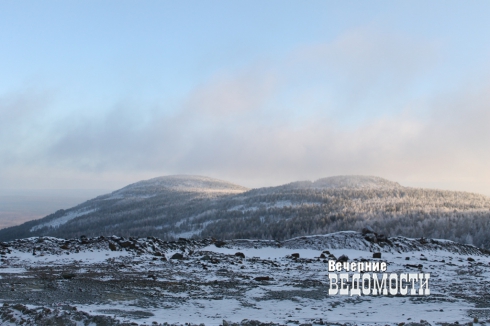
[1,175,490,249]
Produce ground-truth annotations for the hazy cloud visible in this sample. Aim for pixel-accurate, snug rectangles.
[1,27,489,196]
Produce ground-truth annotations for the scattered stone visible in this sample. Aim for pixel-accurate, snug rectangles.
[373,252,381,259]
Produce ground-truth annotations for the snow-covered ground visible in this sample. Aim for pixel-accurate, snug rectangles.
[1,232,489,325]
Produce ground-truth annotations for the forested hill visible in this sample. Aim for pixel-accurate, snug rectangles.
[1,175,490,248]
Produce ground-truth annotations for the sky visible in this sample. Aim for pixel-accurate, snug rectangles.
[1,0,490,196]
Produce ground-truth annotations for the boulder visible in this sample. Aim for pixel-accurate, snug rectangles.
[254,276,271,281]
[214,241,226,248]
[364,233,377,243]
[373,252,381,259]
[170,253,184,260]
[337,255,349,262]
[362,226,375,235]
[119,241,132,248]
[61,273,76,280]
[108,242,117,251]
[235,252,245,259]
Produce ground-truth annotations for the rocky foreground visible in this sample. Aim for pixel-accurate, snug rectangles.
[1,231,490,325]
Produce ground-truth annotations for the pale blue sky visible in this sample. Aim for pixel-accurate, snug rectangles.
[1,1,490,195]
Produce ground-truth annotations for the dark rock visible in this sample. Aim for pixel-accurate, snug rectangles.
[291,253,300,258]
[235,252,245,258]
[362,226,375,235]
[61,273,76,280]
[214,240,226,248]
[377,234,388,242]
[468,257,475,262]
[364,233,377,243]
[170,253,184,260]
[254,276,271,281]
[373,252,381,259]
[337,255,349,262]
[108,242,117,251]
[405,264,423,269]
[119,241,132,248]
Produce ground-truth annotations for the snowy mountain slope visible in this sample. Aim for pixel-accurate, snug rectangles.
[1,175,490,249]
[1,231,489,325]
[29,208,95,232]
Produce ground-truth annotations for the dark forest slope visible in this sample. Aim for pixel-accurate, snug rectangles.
[1,175,490,248]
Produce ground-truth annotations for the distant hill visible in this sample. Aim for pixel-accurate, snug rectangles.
[0,189,110,229]
[1,175,490,248]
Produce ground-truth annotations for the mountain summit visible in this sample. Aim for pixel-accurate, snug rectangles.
[312,175,402,189]
[284,175,402,190]
[112,175,248,198]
